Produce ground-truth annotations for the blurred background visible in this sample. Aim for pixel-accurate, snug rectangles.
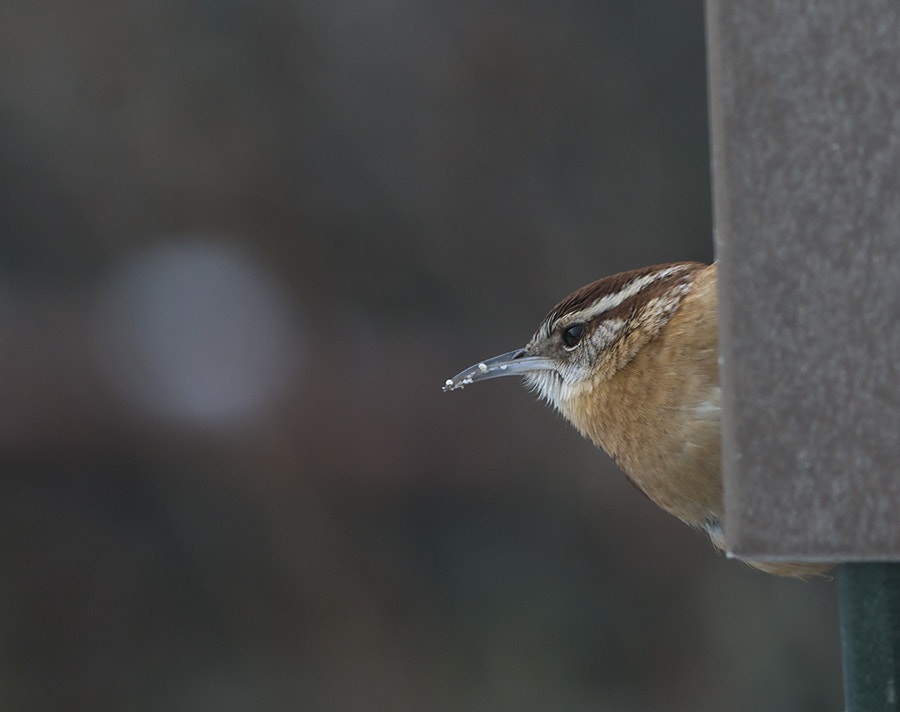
[0,1,842,710]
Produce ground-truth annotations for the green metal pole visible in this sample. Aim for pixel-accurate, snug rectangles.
[838,563,900,712]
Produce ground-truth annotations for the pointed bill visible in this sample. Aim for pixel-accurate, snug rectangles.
[443,349,557,392]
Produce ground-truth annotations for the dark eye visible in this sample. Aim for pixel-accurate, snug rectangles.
[561,323,585,348]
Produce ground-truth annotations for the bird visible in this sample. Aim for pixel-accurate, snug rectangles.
[444,261,829,578]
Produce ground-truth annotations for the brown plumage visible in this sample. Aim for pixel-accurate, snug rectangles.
[446,262,830,578]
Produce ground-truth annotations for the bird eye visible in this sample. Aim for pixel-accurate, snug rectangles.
[561,323,585,348]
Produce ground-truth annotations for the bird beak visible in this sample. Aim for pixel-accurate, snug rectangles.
[443,348,557,392]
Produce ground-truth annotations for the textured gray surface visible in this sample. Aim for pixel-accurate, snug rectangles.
[707,0,900,558]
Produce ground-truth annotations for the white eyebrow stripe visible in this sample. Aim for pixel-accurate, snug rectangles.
[559,264,688,325]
